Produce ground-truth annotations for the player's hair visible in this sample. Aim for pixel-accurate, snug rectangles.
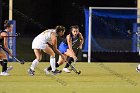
[69,25,79,33]
[4,20,12,28]
[55,25,65,33]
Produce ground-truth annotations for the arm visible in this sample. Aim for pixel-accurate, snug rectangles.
[51,32,61,55]
[51,32,65,60]
[66,35,73,51]
[78,32,84,49]
[66,34,77,58]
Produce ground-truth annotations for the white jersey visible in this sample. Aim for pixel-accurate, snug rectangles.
[32,29,56,49]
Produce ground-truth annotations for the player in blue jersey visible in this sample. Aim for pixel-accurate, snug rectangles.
[63,25,84,73]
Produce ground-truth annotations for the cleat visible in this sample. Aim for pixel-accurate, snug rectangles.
[51,69,62,75]
[0,72,10,76]
[63,68,71,73]
[28,68,35,76]
[44,68,50,75]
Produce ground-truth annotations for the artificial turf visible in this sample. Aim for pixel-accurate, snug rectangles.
[0,62,140,93]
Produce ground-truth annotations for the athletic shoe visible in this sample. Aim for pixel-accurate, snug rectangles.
[63,68,71,73]
[6,66,13,72]
[136,67,140,72]
[44,68,50,75]
[0,72,10,76]
[52,69,62,75]
[28,68,35,76]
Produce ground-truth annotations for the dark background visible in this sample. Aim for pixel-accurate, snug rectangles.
[1,0,137,36]
[0,0,138,61]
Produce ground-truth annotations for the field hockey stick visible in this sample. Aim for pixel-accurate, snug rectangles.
[66,60,81,75]
[73,47,80,66]
[13,56,25,64]
[67,61,81,75]
[0,45,25,64]
[3,33,20,37]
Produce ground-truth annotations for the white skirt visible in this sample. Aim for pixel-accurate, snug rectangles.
[32,38,48,49]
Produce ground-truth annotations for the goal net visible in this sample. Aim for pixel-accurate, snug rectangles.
[84,7,140,62]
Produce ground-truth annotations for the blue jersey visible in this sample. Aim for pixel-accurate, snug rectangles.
[58,33,80,54]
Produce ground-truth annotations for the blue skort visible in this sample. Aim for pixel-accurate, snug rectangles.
[58,42,68,54]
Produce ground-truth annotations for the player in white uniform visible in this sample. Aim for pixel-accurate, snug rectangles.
[28,26,66,76]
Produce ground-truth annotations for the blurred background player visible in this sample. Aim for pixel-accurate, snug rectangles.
[0,20,14,76]
[45,25,83,73]
[28,25,66,76]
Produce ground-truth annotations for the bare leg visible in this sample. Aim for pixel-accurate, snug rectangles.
[43,46,56,71]
[57,54,67,65]
[30,49,42,70]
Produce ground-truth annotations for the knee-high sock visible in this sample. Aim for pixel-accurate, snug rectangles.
[64,57,73,68]
[2,59,8,72]
[47,62,59,71]
[30,59,39,70]
[0,61,3,66]
[50,57,56,71]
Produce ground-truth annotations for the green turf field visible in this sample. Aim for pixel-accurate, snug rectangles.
[0,62,140,93]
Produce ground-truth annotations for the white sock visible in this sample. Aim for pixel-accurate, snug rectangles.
[30,59,39,70]
[50,57,56,71]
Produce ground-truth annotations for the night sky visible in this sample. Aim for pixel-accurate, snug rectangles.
[1,0,137,36]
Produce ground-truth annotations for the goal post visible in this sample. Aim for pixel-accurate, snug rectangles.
[88,7,92,63]
[9,0,13,20]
